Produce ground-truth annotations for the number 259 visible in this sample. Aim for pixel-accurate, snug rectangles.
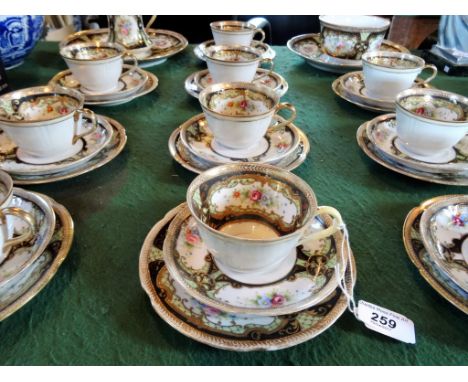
[371,312,396,328]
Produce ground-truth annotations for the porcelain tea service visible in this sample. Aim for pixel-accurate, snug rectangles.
[199,82,296,153]
[362,51,437,100]
[210,20,265,46]
[60,42,139,95]
[204,45,274,83]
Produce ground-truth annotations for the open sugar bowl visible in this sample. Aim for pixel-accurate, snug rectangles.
[184,163,343,280]
[60,42,138,95]
[198,82,296,156]
[0,86,98,164]
[395,88,468,162]
[204,45,274,84]
[210,20,265,46]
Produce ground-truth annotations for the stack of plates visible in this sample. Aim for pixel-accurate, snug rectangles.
[49,66,159,107]
[0,188,74,321]
[0,116,127,185]
[287,33,409,74]
[194,39,276,62]
[60,28,188,68]
[356,114,468,186]
[403,195,468,314]
[139,203,355,351]
[168,114,310,174]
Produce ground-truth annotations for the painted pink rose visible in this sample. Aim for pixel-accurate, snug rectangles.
[185,229,200,245]
[249,190,262,202]
[271,294,285,306]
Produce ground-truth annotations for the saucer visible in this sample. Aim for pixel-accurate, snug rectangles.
[287,33,409,74]
[337,71,433,112]
[179,113,301,166]
[0,192,73,320]
[403,196,468,314]
[170,125,309,174]
[139,203,355,351]
[356,121,468,186]
[184,69,288,99]
[0,115,113,176]
[49,65,149,103]
[194,39,276,62]
[366,114,468,174]
[60,28,188,68]
[8,116,127,185]
[162,205,348,316]
[0,188,56,289]
[419,195,468,292]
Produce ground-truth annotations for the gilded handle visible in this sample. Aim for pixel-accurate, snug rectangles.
[1,207,36,250]
[421,64,438,84]
[272,102,297,130]
[255,58,274,81]
[253,28,265,43]
[298,206,343,245]
[73,108,98,144]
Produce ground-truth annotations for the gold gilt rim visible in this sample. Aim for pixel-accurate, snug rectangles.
[139,203,356,351]
[0,195,74,321]
[402,195,468,315]
[356,121,468,186]
[168,124,310,174]
[11,116,127,185]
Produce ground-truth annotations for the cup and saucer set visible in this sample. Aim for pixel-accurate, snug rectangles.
[193,20,276,63]
[0,86,127,185]
[186,22,287,100]
[357,88,468,186]
[403,195,468,314]
[140,163,355,350]
[59,16,188,68]
[288,15,409,74]
[0,169,74,321]
[49,40,159,107]
[333,51,438,112]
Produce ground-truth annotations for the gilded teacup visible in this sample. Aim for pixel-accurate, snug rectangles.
[210,20,265,46]
[199,82,296,151]
[185,163,343,274]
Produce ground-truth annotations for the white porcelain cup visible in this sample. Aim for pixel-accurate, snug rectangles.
[395,88,468,158]
[60,42,138,94]
[199,82,296,150]
[205,45,274,84]
[186,163,343,274]
[210,20,265,46]
[0,170,35,264]
[362,51,437,100]
[0,86,98,164]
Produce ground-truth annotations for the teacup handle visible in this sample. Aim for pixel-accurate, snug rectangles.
[421,64,438,84]
[122,52,139,76]
[271,102,297,130]
[255,58,274,81]
[146,15,157,29]
[1,207,36,251]
[253,28,265,43]
[73,108,98,144]
[298,206,343,246]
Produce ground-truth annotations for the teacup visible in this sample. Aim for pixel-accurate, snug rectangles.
[185,163,343,275]
[210,20,265,46]
[395,88,468,158]
[204,45,274,84]
[0,170,35,264]
[60,42,138,94]
[198,82,296,151]
[319,15,390,59]
[0,86,98,164]
[362,51,437,100]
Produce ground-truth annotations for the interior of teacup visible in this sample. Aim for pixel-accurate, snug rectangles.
[187,165,316,240]
[200,84,277,117]
[206,46,259,62]
[319,15,390,30]
[363,52,423,70]
[211,21,255,32]
[397,90,468,122]
[61,43,122,61]
[0,92,81,123]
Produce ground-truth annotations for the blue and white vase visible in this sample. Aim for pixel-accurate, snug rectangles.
[0,15,45,69]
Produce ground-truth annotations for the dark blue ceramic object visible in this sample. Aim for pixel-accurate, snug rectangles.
[0,15,45,69]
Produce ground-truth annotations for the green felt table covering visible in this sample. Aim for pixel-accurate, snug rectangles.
[0,42,467,365]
